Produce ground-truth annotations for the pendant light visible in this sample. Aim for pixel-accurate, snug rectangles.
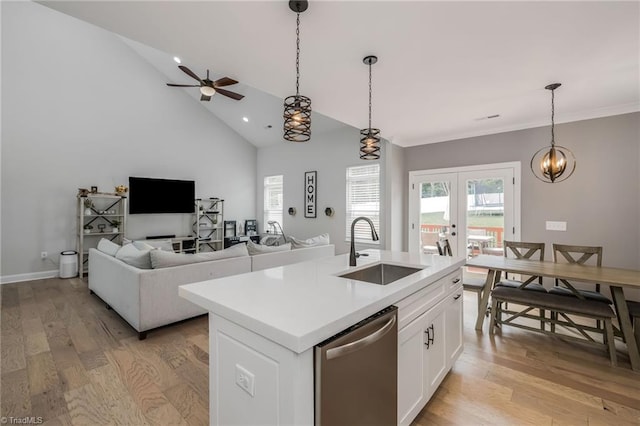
[360,55,381,160]
[531,83,576,183]
[283,1,311,142]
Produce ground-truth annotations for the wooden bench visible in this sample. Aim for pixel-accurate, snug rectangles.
[489,286,617,366]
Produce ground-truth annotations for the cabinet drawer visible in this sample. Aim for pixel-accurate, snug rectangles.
[448,272,462,290]
[396,270,461,330]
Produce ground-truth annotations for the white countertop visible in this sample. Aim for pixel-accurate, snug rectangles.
[179,250,465,353]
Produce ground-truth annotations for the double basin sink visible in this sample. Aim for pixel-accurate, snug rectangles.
[338,263,423,286]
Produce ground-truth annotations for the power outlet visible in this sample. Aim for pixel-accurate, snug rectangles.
[235,364,255,397]
[41,251,48,259]
[545,221,567,231]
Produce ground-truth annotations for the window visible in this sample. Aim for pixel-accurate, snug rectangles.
[346,164,380,243]
[264,175,283,228]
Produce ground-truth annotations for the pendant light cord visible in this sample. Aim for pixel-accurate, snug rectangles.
[295,12,300,96]
[368,61,372,130]
[550,88,555,147]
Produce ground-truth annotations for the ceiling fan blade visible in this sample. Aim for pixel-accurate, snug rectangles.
[200,94,212,102]
[214,77,239,87]
[216,88,244,101]
[167,83,200,87]
[179,65,204,84]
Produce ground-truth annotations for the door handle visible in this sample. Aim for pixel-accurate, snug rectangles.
[454,293,461,300]
[326,315,396,360]
[452,278,460,284]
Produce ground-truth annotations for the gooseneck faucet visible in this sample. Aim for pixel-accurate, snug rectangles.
[349,217,379,266]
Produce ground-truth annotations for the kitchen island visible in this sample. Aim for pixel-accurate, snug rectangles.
[180,249,465,425]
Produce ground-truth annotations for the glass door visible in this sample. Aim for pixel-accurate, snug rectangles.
[408,172,459,256]
[409,163,519,257]
[459,169,514,258]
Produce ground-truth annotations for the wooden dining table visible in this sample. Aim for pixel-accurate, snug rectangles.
[466,255,640,372]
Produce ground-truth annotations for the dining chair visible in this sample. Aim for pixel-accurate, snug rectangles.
[495,241,546,292]
[549,244,611,303]
[439,239,488,316]
[549,244,611,334]
[436,238,452,256]
[494,240,547,329]
[627,301,640,351]
[421,231,440,255]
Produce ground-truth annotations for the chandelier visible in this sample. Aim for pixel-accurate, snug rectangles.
[530,83,576,183]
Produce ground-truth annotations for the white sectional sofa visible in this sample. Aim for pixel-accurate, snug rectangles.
[88,244,335,339]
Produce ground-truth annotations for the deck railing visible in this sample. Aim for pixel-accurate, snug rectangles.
[420,224,504,248]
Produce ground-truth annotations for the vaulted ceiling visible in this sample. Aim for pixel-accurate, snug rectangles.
[42,1,639,148]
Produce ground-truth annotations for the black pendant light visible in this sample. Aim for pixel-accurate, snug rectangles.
[283,1,311,142]
[531,83,576,183]
[360,55,381,160]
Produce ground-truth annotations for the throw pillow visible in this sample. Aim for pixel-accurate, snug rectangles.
[134,239,174,252]
[97,238,121,257]
[150,243,249,269]
[246,241,292,256]
[115,243,152,269]
[289,233,330,249]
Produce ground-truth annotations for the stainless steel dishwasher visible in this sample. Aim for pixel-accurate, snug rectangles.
[315,306,398,426]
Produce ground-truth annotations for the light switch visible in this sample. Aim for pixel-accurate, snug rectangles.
[235,364,255,397]
[546,221,567,231]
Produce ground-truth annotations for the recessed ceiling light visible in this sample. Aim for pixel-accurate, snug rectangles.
[242,117,249,123]
[173,56,181,64]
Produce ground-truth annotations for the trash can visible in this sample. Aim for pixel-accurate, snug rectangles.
[59,250,78,278]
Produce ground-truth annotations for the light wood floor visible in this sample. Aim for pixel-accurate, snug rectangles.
[1,277,639,425]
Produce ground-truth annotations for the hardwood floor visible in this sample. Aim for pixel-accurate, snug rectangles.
[2,277,639,425]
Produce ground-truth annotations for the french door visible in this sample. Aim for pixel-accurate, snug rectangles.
[408,162,520,257]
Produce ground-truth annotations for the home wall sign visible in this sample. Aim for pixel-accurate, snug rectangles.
[304,171,317,218]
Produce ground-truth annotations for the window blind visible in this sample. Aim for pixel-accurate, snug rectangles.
[263,175,283,228]
[346,164,380,243]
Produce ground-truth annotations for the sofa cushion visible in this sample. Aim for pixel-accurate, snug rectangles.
[115,243,152,269]
[97,238,120,257]
[133,239,174,252]
[150,243,249,269]
[289,233,330,249]
[247,241,291,255]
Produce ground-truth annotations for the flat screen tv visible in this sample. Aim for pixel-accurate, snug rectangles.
[129,177,195,214]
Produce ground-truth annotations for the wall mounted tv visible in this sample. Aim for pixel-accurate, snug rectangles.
[129,177,195,214]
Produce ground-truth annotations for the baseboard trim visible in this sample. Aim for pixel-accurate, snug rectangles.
[1,270,59,284]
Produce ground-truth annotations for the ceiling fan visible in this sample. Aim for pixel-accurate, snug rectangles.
[167,65,245,102]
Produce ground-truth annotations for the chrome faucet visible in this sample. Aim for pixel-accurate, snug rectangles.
[349,217,379,266]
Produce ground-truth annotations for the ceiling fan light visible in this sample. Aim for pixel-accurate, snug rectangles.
[200,86,216,97]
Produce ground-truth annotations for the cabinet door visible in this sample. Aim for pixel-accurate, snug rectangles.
[424,300,447,400]
[397,310,428,426]
[446,287,464,367]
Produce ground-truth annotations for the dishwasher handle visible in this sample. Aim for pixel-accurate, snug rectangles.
[325,315,396,360]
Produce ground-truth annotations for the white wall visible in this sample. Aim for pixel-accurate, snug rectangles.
[385,143,404,252]
[257,127,387,255]
[1,2,256,280]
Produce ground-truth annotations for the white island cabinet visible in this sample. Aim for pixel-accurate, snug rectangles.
[179,250,465,426]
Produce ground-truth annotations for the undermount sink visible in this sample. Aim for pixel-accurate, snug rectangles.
[338,263,423,286]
